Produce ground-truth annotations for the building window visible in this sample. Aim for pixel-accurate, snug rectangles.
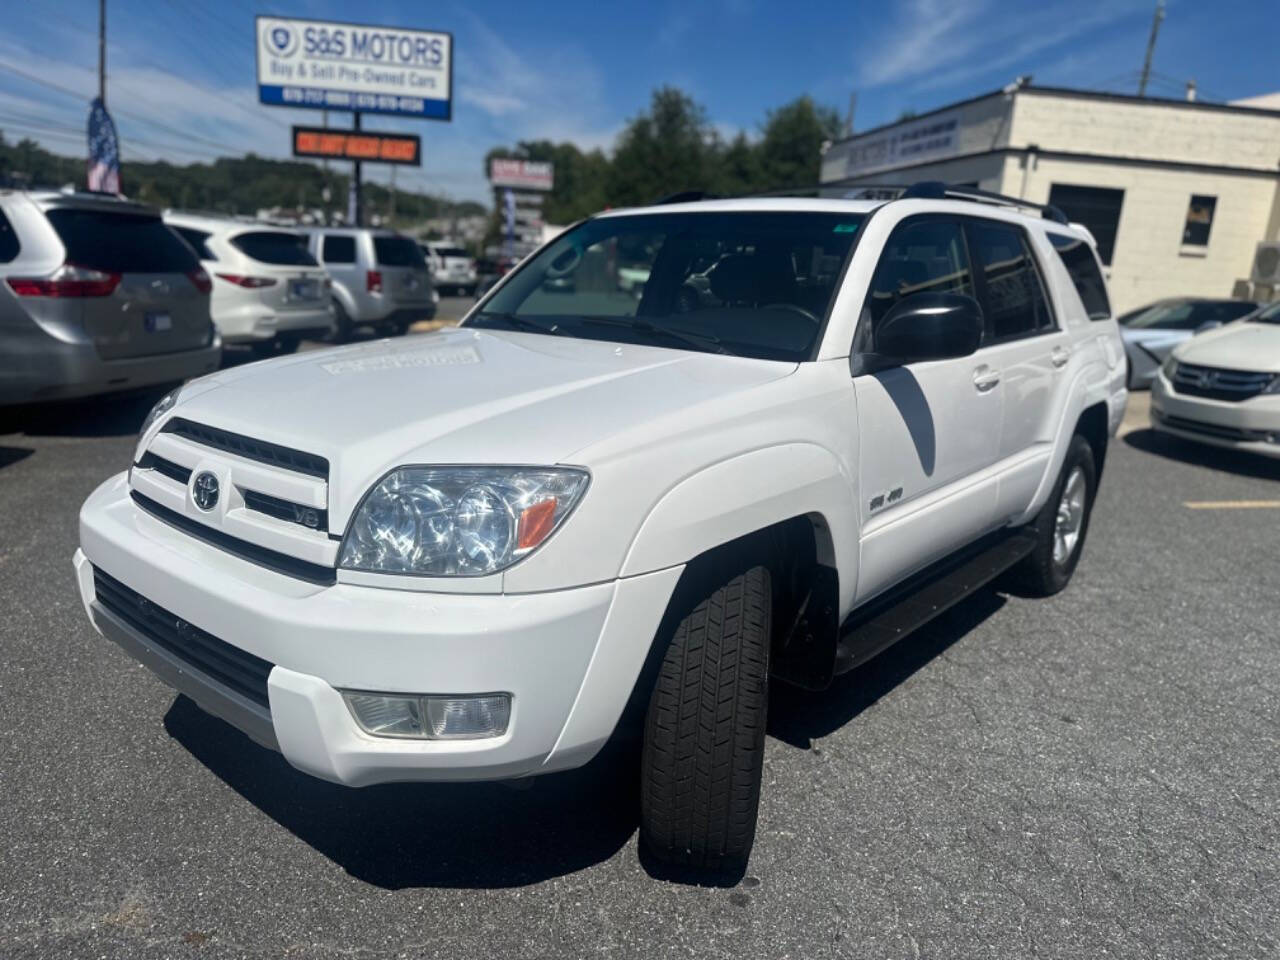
[1047,184,1124,266]
[1183,195,1216,247]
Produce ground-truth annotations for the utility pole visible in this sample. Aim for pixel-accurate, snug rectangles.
[98,0,106,104]
[843,92,857,138]
[1137,0,1165,97]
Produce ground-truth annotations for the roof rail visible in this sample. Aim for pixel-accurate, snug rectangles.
[651,190,719,205]
[903,181,1069,224]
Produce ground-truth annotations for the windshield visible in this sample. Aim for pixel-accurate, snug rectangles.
[231,231,317,266]
[436,246,469,258]
[468,211,864,361]
[374,236,427,267]
[1252,302,1280,325]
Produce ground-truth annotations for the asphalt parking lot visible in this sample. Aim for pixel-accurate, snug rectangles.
[1,359,1278,958]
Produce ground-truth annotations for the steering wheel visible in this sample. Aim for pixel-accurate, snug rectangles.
[762,303,820,324]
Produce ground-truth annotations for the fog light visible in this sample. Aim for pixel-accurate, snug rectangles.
[424,695,511,740]
[342,692,511,740]
[344,693,424,738]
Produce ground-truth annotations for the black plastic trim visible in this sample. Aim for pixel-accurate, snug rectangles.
[162,417,329,479]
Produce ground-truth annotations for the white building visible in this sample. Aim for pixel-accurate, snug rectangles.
[820,84,1280,313]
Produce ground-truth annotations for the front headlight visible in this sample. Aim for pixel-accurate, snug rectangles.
[338,467,589,576]
[139,387,180,440]
[1161,354,1179,380]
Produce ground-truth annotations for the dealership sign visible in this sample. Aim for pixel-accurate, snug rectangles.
[832,109,962,178]
[256,16,452,120]
[292,127,421,165]
[488,159,554,191]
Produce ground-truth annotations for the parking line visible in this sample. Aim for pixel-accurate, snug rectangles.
[1183,500,1280,509]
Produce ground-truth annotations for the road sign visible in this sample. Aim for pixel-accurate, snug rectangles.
[489,159,554,191]
[292,127,421,165]
[256,16,452,120]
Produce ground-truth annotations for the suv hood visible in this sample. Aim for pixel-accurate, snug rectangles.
[172,328,796,512]
[1173,321,1280,374]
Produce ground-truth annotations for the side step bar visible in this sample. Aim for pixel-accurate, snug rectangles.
[833,530,1038,675]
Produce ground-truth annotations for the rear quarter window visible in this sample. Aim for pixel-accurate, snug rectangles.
[374,236,426,267]
[46,209,197,273]
[173,226,215,261]
[0,209,20,262]
[1047,232,1111,320]
[231,231,317,266]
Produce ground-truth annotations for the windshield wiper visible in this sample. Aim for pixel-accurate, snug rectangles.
[576,315,736,356]
[470,312,567,337]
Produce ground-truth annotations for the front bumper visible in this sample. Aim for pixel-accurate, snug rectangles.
[1151,371,1280,459]
[76,474,681,785]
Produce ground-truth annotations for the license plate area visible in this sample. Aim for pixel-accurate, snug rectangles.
[289,279,320,300]
[144,312,172,332]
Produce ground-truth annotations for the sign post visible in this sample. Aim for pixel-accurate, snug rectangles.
[488,159,554,259]
[255,16,452,225]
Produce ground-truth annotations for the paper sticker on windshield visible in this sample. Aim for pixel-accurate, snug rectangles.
[833,223,859,234]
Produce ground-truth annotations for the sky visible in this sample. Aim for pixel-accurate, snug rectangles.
[0,0,1276,205]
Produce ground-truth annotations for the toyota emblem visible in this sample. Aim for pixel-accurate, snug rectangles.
[192,471,220,511]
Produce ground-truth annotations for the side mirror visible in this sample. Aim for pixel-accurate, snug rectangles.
[874,292,984,365]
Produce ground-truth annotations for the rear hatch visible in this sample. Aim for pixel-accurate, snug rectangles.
[45,205,212,360]
[436,245,474,281]
[373,235,433,305]
[226,230,328,312]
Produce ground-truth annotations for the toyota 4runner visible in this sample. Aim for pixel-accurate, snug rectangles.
[75,184,1128,876]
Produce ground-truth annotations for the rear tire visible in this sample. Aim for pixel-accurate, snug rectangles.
[1006,434,1097,597]
[640,562,771,877]
[330,299,353,343]
[249,336,299,358]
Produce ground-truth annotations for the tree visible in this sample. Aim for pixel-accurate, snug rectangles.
[607,87,718,206]
[755,96,842,190]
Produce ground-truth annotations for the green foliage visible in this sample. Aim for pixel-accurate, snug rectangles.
[486,87,841,221]
[0,133,482,224]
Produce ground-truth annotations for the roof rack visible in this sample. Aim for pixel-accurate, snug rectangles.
[900,181,1069,224]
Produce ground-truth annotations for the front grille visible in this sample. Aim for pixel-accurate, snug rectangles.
[136,452,191,485]
[162,418,329,479]
[132,490,337,585]
[93,568,273,710]
[243,489,328,533]
[1171,362,1275,402]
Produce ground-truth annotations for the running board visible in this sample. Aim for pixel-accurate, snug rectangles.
[833,530,1037,675]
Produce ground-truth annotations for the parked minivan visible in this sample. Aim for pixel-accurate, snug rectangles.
[303,228,436,340]
[167,212,333,356]
[0,190,220,405]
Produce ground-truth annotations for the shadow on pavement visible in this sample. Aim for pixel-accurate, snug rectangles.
[768,589,1007,749]
[164,588,1010,889]
[0,445,34,469]
[163,695,640,889]
[1124,428,1280,481]
[0,388,173,439]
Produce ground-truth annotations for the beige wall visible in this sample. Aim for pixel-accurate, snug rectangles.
[1008,157,1279,312]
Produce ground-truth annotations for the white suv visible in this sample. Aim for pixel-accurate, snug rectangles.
[75,185,1127,877]
[166,213,331,355]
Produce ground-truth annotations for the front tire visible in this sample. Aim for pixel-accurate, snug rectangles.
[640,563,771,877]
[330,299,354,343]
[1006,434,1097,597]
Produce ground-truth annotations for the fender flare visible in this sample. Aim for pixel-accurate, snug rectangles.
[620,442,859,615]
[1019,360,1111,523]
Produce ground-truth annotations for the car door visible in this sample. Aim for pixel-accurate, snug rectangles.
[961,217,1070,523]
[852,214,1004,603]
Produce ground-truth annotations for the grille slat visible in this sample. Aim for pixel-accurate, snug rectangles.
[162,417,329,479]
[136,452,192,485]
[1171,362,1276,402]
[242,489,328,533]
[93,569,273,710]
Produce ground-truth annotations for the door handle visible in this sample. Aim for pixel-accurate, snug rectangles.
[1051,346,1071,368]
[973,366,1001,392]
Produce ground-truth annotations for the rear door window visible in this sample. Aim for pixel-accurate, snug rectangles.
[46,209,197,273]
[322,235,356,264]
[1047,232,1111,320]
[0,209,19,262]
[965,219,1054,342]
[374,236,426,267]
[173,227,215,261]
[231,231,317,266]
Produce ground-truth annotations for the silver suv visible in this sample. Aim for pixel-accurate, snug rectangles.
[0,190,220,405]
[303,227,436,340]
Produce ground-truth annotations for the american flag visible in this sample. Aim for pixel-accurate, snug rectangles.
[86,97,120,194]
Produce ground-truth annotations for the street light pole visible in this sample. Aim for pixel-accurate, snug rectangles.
[98,0,106,104]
